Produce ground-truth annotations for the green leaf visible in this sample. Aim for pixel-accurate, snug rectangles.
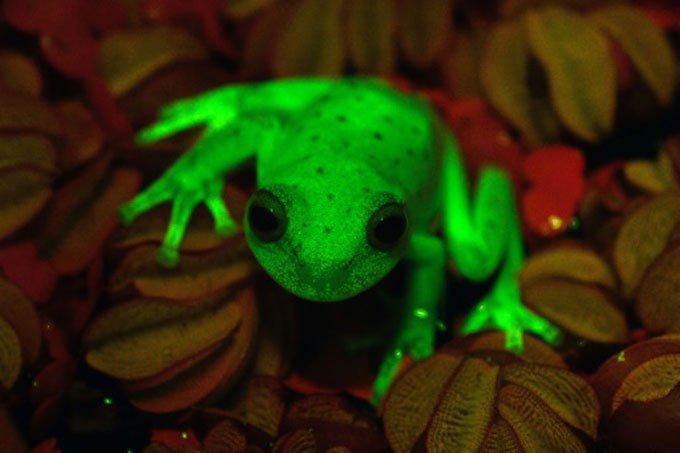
[273,0,345,76]
[481,18,559,145]
[591,4,677,105]
[526,6,616,142]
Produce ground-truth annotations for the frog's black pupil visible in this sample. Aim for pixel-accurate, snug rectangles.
[375,214,406,244]
[250,205,278,233]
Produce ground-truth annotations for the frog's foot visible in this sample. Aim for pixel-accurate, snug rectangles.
[371,317,435,406]
[119,173,237,267]
[459,290,562,353]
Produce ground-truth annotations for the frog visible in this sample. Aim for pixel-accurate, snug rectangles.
[118,77,561,403]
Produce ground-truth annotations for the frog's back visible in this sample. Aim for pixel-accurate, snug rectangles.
[260,79,443,230]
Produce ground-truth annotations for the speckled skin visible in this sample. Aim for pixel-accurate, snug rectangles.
[120,77,561,403]
[251,80,444,301]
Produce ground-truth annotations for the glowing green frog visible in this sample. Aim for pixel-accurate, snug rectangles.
[119,78,560,402]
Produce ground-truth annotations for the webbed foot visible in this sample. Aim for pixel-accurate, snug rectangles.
[459,285,562,352]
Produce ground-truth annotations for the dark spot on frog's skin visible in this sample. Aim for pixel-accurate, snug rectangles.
[406,148,414,157]
[314,111,321,118]
[342,139,350,148]
[324,226,332,234]
[311,135,320,142]
[394,159,400,166]
[336,115,346,123]
[327,193,335,200]
[342,256,355,270]
[411,127,420,135]
[369,154,375,159]
[363,187,370,193]
[302,155,312,161]
[345,207,351,214]
[374,132,383,141]
[232,128,241,136]
[355,95,364,102]
[316,167,324,174]
[383,115,393,124]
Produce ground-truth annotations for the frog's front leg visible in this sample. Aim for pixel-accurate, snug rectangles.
[120,115,278,266]
[441,131,561,352]
[372,233,445,404]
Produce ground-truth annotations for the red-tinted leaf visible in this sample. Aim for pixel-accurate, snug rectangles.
[150,429,201,450]
[522,146,585,236]
[0,242,58,303]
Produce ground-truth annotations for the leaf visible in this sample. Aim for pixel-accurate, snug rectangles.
[125,286,257,413]
[222,0,276,18]
[611,354,680,413]
[523,278,627,343]
[53,101,104,171]
[462,331,567,368]
[426,358,498,452]
[109,240,258,301]
[399,0,454,67]
[0,91,60,135]
[0,134,56,173]
[0,50,42,96]
[0,167,52,241]
[38,154,142,274]
[522,146,585,237]
[346,0,395,74]
[501,362,599,437]
[227,375,286,437]
[98,26,208,96]
[383,348,599,453]
[497,384,586,452]
[635,243,680,333]
[202,419,247,452]
[273,0,345,76]
[480,18,551,145]
[84,296,241,380]
[590,334,680,416]
[525,6,616,142]
[282,395,386,451]
[519,243,617,290]
[591,4,677,105]
[443,31,483,98]
[150,429,201,450]
[0,405,27,452]
[383,353,462,453]
[0,242,57,303]
[623,140,679,195]
[613,192,680,298]
[0,316,22,390]
[0,278,42,365]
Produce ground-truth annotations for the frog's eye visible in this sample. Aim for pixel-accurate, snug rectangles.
[247,190,288,242]
[367,202,408,251]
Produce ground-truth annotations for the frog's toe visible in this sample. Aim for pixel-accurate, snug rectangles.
[205,194,238,237]
[503,325,524,353]
[157,245,180,268]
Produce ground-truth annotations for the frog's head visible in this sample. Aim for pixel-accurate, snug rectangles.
[243,174,409,302]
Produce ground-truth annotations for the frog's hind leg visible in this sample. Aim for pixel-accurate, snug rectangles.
[440,130,561,351]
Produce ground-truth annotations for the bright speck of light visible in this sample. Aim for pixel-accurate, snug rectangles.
[548,215,563,230]
[103,397,113,406]
[413,308,429,319]
[617,351,626,362]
